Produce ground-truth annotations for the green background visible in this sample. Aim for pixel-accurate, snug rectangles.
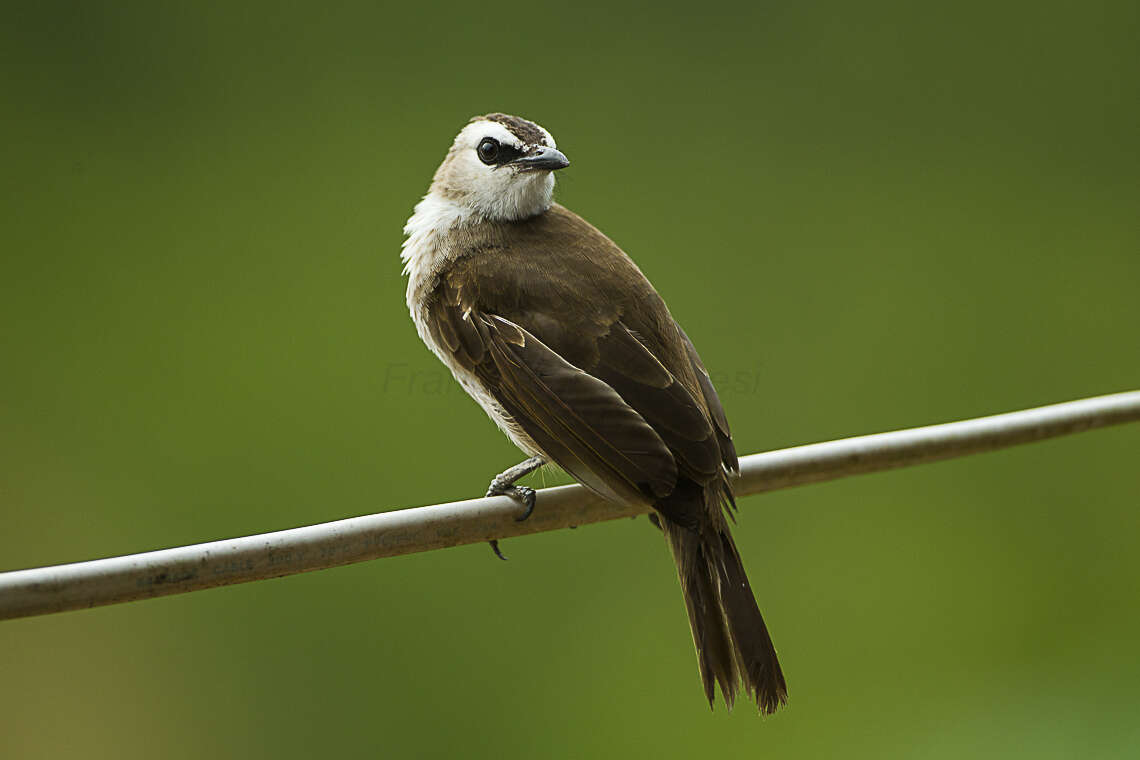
[2,1,1138,757]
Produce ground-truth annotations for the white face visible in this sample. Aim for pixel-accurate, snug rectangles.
[430,118,562,222]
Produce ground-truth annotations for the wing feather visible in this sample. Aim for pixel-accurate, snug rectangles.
[677,326,739,474]
[426,293,677,507]
[589,323,722,480]
[481,313,678,503]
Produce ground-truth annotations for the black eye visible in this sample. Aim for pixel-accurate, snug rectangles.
[477,138,500,165]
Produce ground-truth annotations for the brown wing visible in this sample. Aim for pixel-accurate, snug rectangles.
[424,205,737,527]
[676,326,739,475]
[587,322,723,482]
[426,278,677,508]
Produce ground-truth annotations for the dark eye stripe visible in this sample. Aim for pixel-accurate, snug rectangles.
[494,144,522,164]
[476,137,523,167]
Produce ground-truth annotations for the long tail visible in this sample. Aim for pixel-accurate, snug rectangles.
[663,517,787,714]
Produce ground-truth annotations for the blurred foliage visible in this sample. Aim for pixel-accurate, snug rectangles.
[1,1,1138,758]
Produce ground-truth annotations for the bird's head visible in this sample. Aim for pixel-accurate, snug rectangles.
[428,113,569,222]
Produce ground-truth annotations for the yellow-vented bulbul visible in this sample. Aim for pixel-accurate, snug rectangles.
[401,113,787,713]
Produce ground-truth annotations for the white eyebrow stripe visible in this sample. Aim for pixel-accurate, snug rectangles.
[466,121,524,150]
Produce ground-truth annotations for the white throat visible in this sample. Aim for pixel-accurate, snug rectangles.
[400,191,472,281]
[460,168,556,223]
[400,172,554,290]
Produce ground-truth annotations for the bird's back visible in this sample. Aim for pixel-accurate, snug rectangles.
[441,205,703,414]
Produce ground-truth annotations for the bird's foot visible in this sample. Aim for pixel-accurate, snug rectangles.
[486,482,537,522]
[483,456,545,560]
[484,456,544,522]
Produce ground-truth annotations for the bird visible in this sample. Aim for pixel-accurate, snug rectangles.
[400,112,787,714]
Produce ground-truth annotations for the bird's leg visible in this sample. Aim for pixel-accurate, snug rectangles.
[486,456,545,521]
[485,456,546,561]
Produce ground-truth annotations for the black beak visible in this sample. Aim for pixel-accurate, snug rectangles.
[512,146,570,172]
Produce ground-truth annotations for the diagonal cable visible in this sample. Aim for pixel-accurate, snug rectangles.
[1,390,1137,621]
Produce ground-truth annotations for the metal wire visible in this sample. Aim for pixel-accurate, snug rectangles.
[1,390,1137,621]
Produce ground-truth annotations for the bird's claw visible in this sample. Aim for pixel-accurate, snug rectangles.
[483,456,545,561]
[485,484,535,561]
[512,486,536,521]
[489,539,509,561]
[486,483,537,522]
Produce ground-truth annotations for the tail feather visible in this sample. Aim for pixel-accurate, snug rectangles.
[669,531,739,708]
[664,509,787,714]
[715,531,788,713]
